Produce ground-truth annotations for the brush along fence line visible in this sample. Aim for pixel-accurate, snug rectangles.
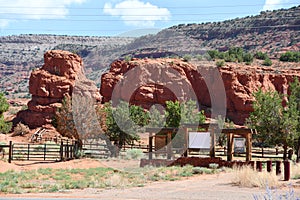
[0,141,79,163]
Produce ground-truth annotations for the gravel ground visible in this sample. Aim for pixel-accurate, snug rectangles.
[2,172,300,200]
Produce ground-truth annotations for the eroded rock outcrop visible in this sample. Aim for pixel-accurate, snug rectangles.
[16,50,101,128]
[100,58,300,125]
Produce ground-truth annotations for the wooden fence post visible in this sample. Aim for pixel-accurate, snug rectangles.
[167,132,172,160]
[44,143,46,161]
[149,135,153,160]
[256,161,262,172]
[276,161,281,175]
[65,140,69,159]
[74,140,78,159]
[27,144,30,160]
[267,161,272,172]
[60,141,63,161]
[284,160,290,181]
[246,133,252,161]
[8,141,12,163]
[227,133,234,161]
[210,128,216,158]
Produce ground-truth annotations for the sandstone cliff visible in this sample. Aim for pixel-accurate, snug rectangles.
[100,58,300,125]
[15,50,101,128]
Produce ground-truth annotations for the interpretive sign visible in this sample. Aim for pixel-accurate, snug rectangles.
[188,132,211,149]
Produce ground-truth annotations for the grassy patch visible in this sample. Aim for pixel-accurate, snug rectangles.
[0,165,223,194]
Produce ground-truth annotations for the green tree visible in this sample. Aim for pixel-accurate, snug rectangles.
[165,100,205,128]
[147,105,165,128]
[104,101,149,149]
[165,101,182,128]
[289,78,300,161]
[0,93,9,115]
[246,89,298,160]
[0,92,12,134]
[164,100,206,148]
[181,100,206,125]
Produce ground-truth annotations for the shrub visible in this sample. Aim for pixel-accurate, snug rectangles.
[0,117,12,134]
[262,58,272,66]
[195,54,203,61]
[125,148,144,160]
[207,50,219,60]
[216,60,225,67]
[192,167,213,174]
[255,51,268,60]
[243,53,254,63]
[253,185,299,200]
[280,51,300,62]
[124,55,132,62]
[183,54,192,62]
[12,122,30,137]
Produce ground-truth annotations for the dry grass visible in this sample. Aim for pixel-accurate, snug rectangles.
[232,166,279,188]
[104,173,129,188]
[291,163,300,179]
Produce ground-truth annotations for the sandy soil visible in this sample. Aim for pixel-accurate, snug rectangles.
[0,158,300,200]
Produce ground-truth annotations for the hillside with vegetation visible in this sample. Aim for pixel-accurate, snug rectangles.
[125,6,299,57]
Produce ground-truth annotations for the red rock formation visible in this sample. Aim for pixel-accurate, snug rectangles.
[101,59,200,108]
[16,50,101,128]
[100,58,300,125]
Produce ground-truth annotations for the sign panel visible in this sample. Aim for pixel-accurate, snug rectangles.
[188,132,210,149]
[234,138,246,153]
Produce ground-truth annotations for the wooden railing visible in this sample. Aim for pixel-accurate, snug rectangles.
[0,141,78,163]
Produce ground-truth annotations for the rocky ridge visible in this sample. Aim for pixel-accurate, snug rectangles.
[101,58,300,124]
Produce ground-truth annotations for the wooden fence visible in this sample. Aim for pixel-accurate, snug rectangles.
[94,144,288,160]
[0,140,288,163]
[214,146,285,159]
[122,144,149,153]
[82,143,110,159]
[0,141,78,163]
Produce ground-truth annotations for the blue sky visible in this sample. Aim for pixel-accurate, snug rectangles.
[0,0,299,37]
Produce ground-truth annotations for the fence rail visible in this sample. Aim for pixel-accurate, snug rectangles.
[0,140,288,163]
[0,141,78,163]
[82,143,110,159]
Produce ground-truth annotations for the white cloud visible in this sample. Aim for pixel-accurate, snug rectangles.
[103,0,171,27]
[263,0,299,11]
[0,0,86,28]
